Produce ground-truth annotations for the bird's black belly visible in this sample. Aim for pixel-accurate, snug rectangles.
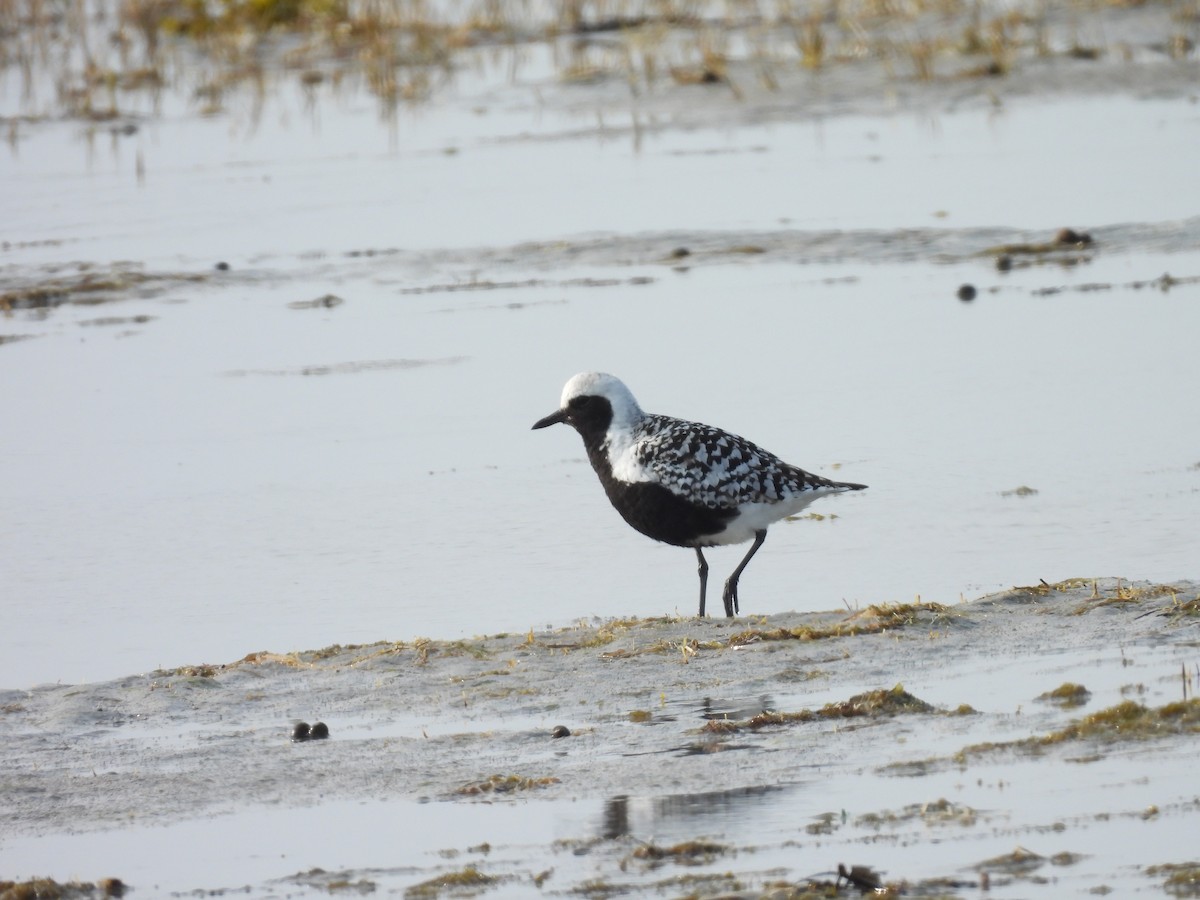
[599,478,736,548]
[577,429,736,548]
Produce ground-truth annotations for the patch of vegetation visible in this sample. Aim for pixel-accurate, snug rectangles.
[234,650,311,669]
[308,641,375,660]
[1,268,208,316]
[1037,682,1091,708]
[1151,591,1200,620]
[440,640,492,660]
[600,636,721,661]
[571,877,629,898]
[776,666,828,682]
[728,602,950,646]
[630,840,727,865]
[1010,577,1191,614]
[805,812,838,834]
[455,774,560,796]
[297,636,491,667]
[0,878,126,898]
[827,685,936,717]
[952,699,1200,765]
[999,485,1038,497]
[785,511,840,521]
[857,797,978,829]
[628,709,652,723]
[1033,272,1200,297]
[1050,851,1085,866]
[975,846,1047,876]
[8,0,1188,132]
[1146,861,1200,898]
[404,865,494,898]
[568,616,646,650]
[644,871,745,894]
[754,878,856,899]
[701,685,937,734]
[1011,577,1096,597]
[1040,699,1200,744]
[1078,580,1184,611]
[171,664,220,678]
[850,601,953,627]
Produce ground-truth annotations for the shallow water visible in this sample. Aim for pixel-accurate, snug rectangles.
[7,88,1200,268]
[3,247,1199,688]
[7,775,1193,899]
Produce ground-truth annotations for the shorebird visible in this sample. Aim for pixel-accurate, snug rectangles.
[532,372,866,617]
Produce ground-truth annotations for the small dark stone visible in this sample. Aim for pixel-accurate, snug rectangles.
[669,247,691,259]
[215,261,230,271]
[1054,227,1092,246]
[551,725,571,739]
[309,721,330,739]
[996,254,1013,272]
[292,722,311,742]
[956,283,977,302]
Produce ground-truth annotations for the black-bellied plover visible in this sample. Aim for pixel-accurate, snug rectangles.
[532,372,866,617]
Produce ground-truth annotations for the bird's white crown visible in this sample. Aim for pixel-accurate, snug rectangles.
[560,372,645,431]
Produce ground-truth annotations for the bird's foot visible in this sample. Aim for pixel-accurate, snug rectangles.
[721,578,740,618]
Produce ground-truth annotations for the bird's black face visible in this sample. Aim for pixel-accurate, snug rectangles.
[532,394,614,446]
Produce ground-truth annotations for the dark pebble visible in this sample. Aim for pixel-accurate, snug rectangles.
[669,247,690,259]
[551,725,571,739]
[1054,227,1092,246]
[996,254,1013,272]
[292,722,311,742]
[310,721,330,739]
[957,284,977,302]
[215,261,230,271]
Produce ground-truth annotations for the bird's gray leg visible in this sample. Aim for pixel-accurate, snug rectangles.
[695,547,709,617]
[722,529,767,617]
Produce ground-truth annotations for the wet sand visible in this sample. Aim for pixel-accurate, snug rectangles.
[3,577,1198,897]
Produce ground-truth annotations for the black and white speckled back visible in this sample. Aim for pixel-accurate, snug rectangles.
[617,413,848,511]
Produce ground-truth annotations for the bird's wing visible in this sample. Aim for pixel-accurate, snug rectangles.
[632,415,832,510]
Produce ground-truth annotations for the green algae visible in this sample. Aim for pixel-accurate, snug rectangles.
[0,878,126,899]
[629,839,728,865]
[1039,699,1200,744]
[1146,861,1200,898]
[404,865,495,898]
[701,685,937,734]
[948,699,1200,766]
[455,774,561,796]
[728,602,951,646]
[1037,682,1092,709]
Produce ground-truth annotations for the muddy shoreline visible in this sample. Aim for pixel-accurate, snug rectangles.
[3,578,1199,897]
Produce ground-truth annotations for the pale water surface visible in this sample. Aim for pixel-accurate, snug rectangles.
[3,249,1198,688]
